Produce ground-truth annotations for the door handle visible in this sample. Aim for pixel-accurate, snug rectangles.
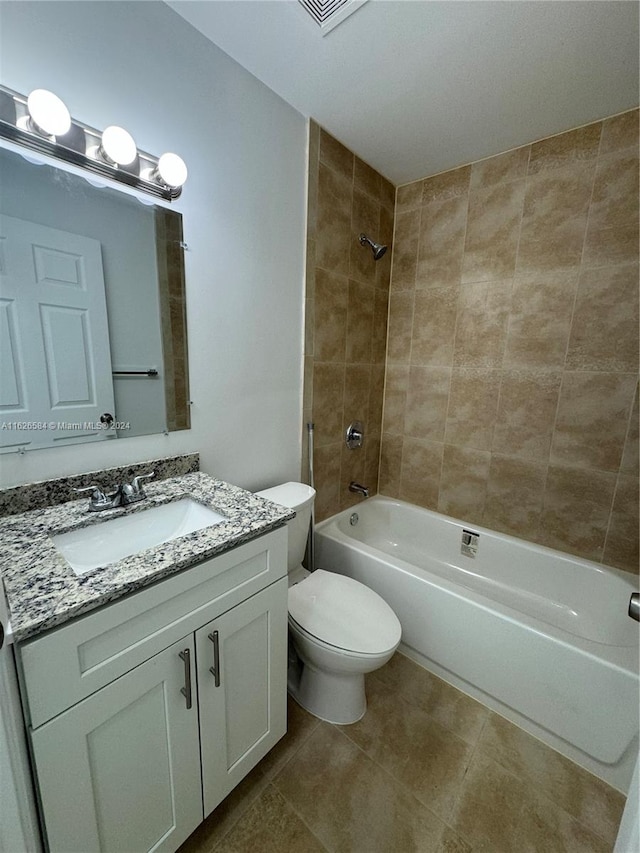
[179,648,192,709]
[208,630,221,687]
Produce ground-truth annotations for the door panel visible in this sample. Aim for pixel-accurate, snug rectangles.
[0,214,115,449]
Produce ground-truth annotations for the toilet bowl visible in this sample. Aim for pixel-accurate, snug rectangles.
[255,482,401,724]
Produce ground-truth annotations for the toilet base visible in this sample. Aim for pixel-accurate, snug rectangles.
[288,660,367,725]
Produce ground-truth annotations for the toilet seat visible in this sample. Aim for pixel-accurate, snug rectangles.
[288,570,401,656]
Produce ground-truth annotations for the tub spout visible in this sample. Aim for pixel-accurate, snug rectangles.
[349,482,369,498]
[629,593,639,622]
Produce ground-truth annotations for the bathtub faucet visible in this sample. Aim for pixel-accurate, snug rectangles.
[349,482,369,498]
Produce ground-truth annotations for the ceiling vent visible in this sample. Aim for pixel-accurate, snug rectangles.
[297,0,368,35]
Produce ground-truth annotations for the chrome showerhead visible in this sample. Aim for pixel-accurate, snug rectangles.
[359,233,387,261]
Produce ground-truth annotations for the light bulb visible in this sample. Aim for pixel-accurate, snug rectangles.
[26,89,71,137]
[100,125,137,166]
[157,152,188,188]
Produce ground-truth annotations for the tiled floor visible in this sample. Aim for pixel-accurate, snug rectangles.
[178,653,626,853]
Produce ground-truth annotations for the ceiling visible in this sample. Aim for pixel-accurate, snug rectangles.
[167,0,639,186]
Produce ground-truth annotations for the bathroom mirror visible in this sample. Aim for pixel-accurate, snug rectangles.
[0,145,190,453]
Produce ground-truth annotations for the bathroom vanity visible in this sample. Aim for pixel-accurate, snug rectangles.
[1,468,293,853]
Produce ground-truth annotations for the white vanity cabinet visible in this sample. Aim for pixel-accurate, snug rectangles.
[16,527,288,853]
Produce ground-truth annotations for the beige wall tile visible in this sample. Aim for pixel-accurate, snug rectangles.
[528,123,602,174]
[316,163,352,275]
[379,434,403,496]
[422,165,470,204]
[382,364,409,435]
[483,455,547,538]
[462,180,525,283]
[386,291,414,363]
[583,222,640,269]
[340,442,366,510]
[504,269,579,369]
[551,372,637,472]
[354,155,381,201]
[372,289,389,363]
[603,474,640,573]
[438,445,490,523]
[539,465,617,561]
[390,209,420,291]
[417,195,468,288]
[517,162,595,274]
[470,146,530,189]
[453,279,511,368]
[313,269,348,362]
[404,366,451,441]
[312,362,345,447]
[369,363,386,430]
[493,369,562,460]
[620,381,639,475]
[343,363,371,428]
[313,443,342,521]
[445,367,501,451]
[346,280,374,363]
[319,127,353,179]
[566,263,639,372]
[396,180,422,212]
[399,437,443,509]
[600,108,639,155]
[363,434,381,492]
[588,151,639,232]
[411,286,458,366]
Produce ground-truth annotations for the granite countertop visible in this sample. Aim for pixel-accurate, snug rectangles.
[1,472,294,643]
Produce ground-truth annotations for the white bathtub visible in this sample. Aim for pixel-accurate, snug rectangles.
[315,496,639,792]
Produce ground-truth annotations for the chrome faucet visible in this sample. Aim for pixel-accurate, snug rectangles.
[349,482,369,498]
[74,472,155,512]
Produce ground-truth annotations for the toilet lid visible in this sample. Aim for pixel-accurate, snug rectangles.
[288,570,401,655]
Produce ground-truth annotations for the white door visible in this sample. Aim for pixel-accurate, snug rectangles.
[0,214,115,451]
[30,636,202,853]
[197,579,288,817]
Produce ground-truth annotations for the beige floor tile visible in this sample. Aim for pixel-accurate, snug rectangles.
[341,676,474,821]
[477,713,626,846]
[177,764,268,853]
[274,721,447,852]
[213,784,328,853]
[437,826,474,853]
[259,696,321,781]
[373,653,490,745]
[450,752,527,852]
[515,785,612,853]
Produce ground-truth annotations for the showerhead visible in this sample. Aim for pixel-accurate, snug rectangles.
[359,233,387,261]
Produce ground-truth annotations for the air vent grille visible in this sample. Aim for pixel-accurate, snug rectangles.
[298,0,367,34]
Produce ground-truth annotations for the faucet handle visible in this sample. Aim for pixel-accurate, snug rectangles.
[73,485,110,510]
[130,471,155,494]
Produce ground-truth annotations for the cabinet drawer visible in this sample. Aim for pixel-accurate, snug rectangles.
[19,527,287,728]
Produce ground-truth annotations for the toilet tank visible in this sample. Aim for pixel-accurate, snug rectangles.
[255,482,315,573]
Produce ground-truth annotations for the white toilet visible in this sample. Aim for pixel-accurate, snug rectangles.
[255,482,401,724]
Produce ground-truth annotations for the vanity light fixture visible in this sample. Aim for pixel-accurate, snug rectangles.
[25,89,71,137]
[99,125,138,166]
[0,84,187,200]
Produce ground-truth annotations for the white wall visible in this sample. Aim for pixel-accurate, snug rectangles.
[0,0,307,491]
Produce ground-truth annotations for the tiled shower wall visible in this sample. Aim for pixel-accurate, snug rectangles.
[381,109,639,571]
[303,122,394,520]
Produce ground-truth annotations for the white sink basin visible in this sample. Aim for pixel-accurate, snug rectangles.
[51,498,227,575]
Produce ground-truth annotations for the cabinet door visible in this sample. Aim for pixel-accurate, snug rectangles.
[197,578,288,816]
[31,635,202,853]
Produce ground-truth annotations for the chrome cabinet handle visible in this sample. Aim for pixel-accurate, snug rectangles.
[208,630,220,687]
[179,648,192,709]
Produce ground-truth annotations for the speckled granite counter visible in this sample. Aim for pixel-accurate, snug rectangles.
[1,472,293,643]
